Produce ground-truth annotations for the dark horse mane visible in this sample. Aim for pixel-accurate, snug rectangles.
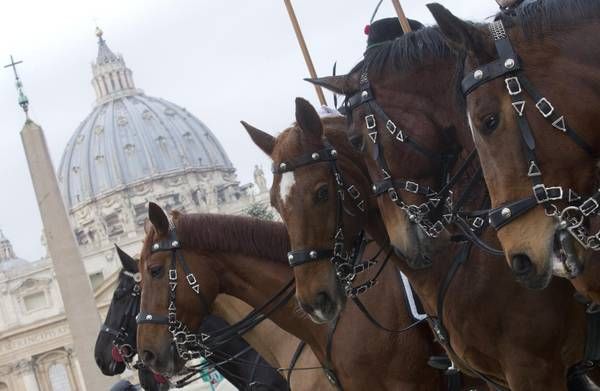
[354,0,599,77]
[174,213,290,264]
[499,0,600,39]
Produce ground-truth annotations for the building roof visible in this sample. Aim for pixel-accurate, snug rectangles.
[57,30,234,209]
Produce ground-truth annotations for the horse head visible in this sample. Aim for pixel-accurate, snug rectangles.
[137,202,217,377]
[94,245,140,376]
[431,1,600,291]
[243,98,379,323]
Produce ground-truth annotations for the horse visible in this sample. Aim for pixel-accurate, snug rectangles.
[135,203,459,391]
[427,0,600,299]
[244,97,598,390]
[94,246,290,390]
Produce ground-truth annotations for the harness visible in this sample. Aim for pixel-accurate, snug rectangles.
[462,20,600,276]
[341,69,504,258]
[100,270,141,365]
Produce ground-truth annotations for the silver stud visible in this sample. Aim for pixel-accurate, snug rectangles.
[361,91,368,99]
[309,250,318,259]
[312,152,320,160]
[330,149,337,158]
[372,185,377,192]
[474,70,484,80]
[146,314,153,320]
[279,162,287,170]
[504,58,515,69]
[172,240,179,247]
[501,208,512,219]
[152,243,159,250]
[288,254,294,261]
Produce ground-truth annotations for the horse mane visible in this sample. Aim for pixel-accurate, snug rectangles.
[352,26,455,77]
[174,214,290,263]
[499,0,600,39]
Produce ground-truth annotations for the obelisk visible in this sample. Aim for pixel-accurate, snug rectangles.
[5,56,114,390]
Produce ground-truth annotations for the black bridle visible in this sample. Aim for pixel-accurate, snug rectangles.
[341,68,503,258]
[100,270,141,365]
[136,227,211,361]
[462,19,598,275]
[273,141,377,289]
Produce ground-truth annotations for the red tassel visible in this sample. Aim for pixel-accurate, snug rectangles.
[364,24,371,35]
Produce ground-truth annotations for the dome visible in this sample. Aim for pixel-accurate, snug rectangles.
[58,30,234,209]
[0,230,28,271]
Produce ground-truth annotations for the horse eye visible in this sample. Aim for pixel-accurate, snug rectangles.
[349,134,364,152]
[149,265,163,278]
[481,113,500,134]
[315,185,329,203]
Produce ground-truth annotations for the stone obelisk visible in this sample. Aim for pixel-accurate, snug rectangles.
[5,56,114,390]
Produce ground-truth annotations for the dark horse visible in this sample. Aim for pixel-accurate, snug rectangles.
[244,97,598,390]
[94,245,289,390]
[135,203,470,390]
[428,0,600,299]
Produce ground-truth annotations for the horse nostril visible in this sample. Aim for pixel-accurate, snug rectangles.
[314,291,332,310]
[141,350,156,365]
[511,253,533,276]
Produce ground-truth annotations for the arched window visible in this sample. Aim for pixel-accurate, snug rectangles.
[49,363,71,391]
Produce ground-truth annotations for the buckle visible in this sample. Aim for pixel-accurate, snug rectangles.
[533,184,563,203]
[405,181,419,194]
[347,185,360,199]
[168,312,177,324]
[472,217,485,229]
[365,114,376,129]
[535,98,554,118]
[505,77,522,96]
[169,269,178,281]
[580,198,600,216]
[386,120,396,135]
[186,273,197,286]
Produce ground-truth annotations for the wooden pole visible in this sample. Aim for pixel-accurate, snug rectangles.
[390,0,412,33]
[283,0,327,106]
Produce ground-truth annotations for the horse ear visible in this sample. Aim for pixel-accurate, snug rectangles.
[241,121,275,156]
[306,73,360,95]
[148,202,169,236]
[295,97,322,138]
[427,3,492,57]
[115,244,138,273]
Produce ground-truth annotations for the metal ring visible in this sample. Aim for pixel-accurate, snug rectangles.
[560,206,585,229]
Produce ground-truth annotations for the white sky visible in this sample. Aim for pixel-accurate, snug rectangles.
[0,0,498,261]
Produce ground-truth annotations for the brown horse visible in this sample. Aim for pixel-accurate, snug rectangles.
[244,98,595,390]
[213,294,335,390]
[427,0,600,297]
[136,204,452,390]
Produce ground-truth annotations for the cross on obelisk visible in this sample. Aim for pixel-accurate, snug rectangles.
[4,55,29,114]
[5,56,114,390]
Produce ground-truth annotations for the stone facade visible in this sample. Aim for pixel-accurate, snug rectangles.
[0,28,271,390]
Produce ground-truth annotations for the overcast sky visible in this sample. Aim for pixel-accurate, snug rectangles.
[0,0,498,261]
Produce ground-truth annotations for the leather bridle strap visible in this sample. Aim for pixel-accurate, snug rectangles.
[462,20,596,235]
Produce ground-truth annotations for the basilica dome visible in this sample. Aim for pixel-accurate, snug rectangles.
[58,28,233,209]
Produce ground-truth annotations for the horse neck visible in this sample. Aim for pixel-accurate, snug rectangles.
[209,251,325,350]
[212,294,301,368]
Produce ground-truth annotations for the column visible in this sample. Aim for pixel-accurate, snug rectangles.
[20,120,114,390]
[15,360,39,391]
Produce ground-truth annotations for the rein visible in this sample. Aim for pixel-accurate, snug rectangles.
[100,270,141,366]
[463,19,599,276]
